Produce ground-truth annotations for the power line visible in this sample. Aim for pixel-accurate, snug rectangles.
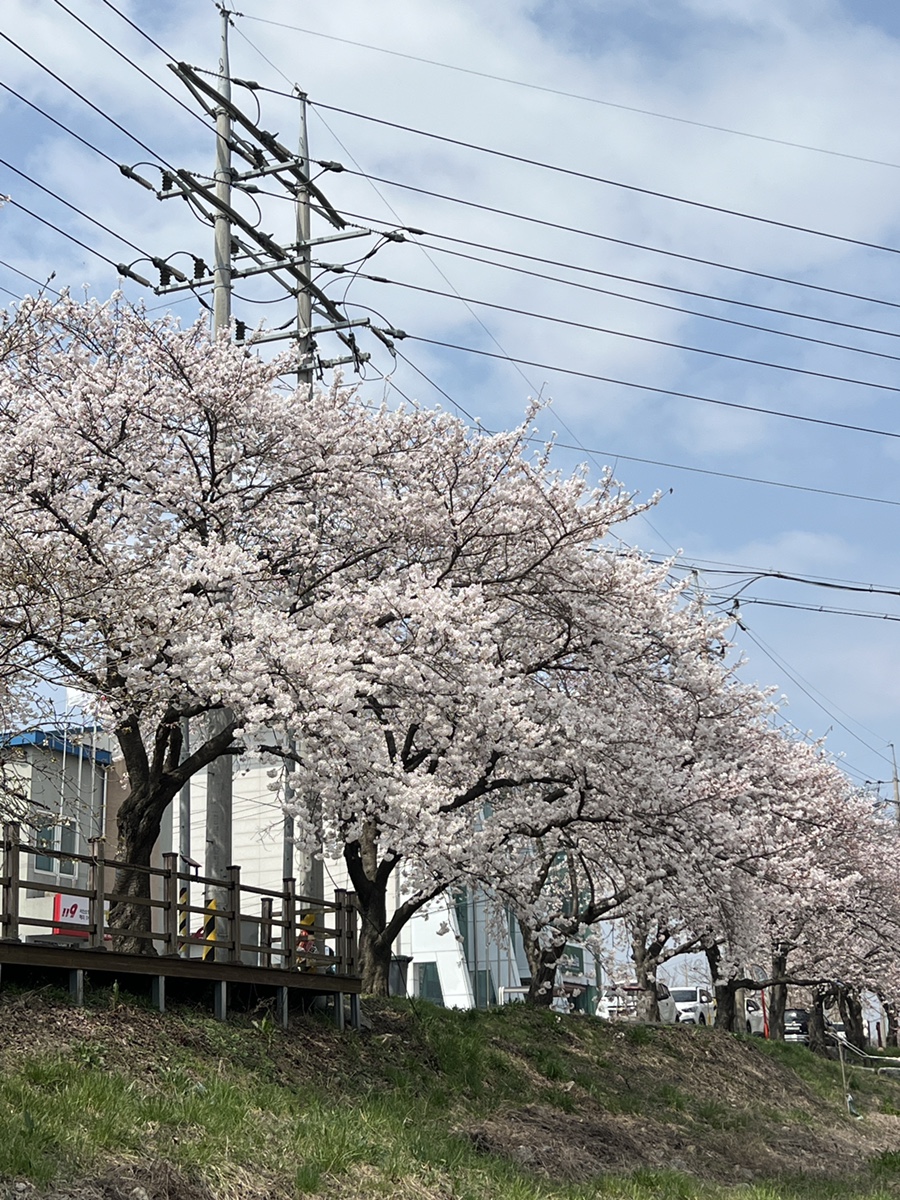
[48,0,214,136]
[335,168,900,313]
[382,341,900,511]
[406,334,900,441]
[542,440,900,511]
[343,211,900,341]
[0,29,174,169]
[724,596,900,622]
[0,259,60,297]
[314,100,900,259]
[6,197,134,277]
[0,156,149,258]
[0,80,123,171]
[677,564,900,599]
[239,16,900,175]
[97,0,172,58]
[401,240,900,363]
[738,625,892,764]
[353,269,900,396]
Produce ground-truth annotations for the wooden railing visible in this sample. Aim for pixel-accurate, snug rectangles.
[0,821,358,977]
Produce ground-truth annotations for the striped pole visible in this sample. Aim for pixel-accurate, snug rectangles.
[201,897,218,962]
[178,886,189,957]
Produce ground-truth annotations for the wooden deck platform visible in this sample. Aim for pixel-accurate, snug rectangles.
[0,823,363,1028]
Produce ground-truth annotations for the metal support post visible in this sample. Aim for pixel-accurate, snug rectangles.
[152,975,166,1013]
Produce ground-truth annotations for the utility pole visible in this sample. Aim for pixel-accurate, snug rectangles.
[203,5,235,931]
[891,743,900,826]
[122,4,403,931]
[295,89,312,386]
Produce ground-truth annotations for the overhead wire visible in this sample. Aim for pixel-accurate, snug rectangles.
[0,28,178,169]
[312,100,900,259]
[738,625,892,761]
[673,572,892,771]
[48,0,216,137]
[347,269,900,394]
[717,596,900,622]
[238,15,900,175]
[0,155,151,259]
[0,259,60,297]
[6,197,137,277]
[334,168,900,312]
[390,240,900,363]
[97,0,172,58]
[0,80,124,171]
[542,441,900,511]
[406,334,900,441]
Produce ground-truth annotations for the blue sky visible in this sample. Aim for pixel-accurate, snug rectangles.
[4,0,900,801]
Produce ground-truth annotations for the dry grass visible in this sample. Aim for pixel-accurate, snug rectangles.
[2,987,900,1199]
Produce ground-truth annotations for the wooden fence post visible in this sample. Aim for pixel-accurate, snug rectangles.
[226,865,241,963]
[162,852,179,956]
[260,897,273,967]
[283,877,297,970]
[347,892,359,975]
[333,888,347,974]
[1,823,20,942]
[88,839,106,949]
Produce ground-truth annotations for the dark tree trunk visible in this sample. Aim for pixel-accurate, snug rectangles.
[767,948,788,1040]
[344,821,393,995]
[519,923,560,1007]
[110,779,177,954]
[715,983,738,1031]
[343,820,437,996]
[837,986,866,1051]
[110,709,238,954]
[631,925,660,1022]
[705,944,738,1032]
[355,886,392,996]
[808,990,828,1055]
[883,1000,899,1049]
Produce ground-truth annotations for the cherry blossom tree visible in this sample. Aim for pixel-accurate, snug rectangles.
[0,292,392,941]
[2,292,876,1003]
[0,291,662,978]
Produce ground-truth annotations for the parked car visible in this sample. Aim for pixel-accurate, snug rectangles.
[670,985,714,1025]
[783,1007,810,1044]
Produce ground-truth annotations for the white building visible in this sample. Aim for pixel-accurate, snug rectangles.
[2,727,112,937]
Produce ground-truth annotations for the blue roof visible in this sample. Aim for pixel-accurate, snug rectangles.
[3,729,113,766]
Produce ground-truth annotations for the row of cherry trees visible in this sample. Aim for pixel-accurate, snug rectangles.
[0,293,895,1012]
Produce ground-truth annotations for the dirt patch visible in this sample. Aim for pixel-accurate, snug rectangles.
[1,1162,215,1200]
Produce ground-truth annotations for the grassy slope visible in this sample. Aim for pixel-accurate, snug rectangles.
[2,986,900,1200]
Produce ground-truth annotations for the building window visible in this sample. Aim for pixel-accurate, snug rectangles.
[33,822,76,877]
[471,968,496,1008]
[415,961,445,1005]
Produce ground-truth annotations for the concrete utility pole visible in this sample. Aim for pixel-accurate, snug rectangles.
[125,4,403,928]
[295,89,312,387]
[204,4,235,918]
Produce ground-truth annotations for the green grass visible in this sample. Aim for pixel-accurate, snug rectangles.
[2,995,900,1199]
